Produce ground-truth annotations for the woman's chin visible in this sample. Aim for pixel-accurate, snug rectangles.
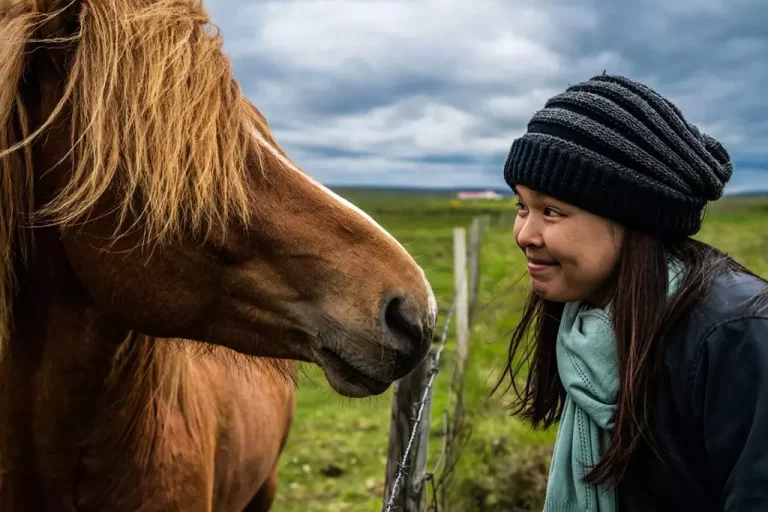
[530,278,580,303]
[530,279,555,299]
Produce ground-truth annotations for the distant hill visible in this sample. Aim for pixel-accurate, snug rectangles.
[327,184,513,196]
[327,184,768,198]
[726,189,768,197]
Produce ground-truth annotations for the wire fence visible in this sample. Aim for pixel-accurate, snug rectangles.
[382,291,459,512]
[382,216,489,512]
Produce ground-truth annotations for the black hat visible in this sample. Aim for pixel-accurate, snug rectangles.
[503,73,732,237]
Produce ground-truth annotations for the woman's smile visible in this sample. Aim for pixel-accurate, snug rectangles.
[526,257,560,275]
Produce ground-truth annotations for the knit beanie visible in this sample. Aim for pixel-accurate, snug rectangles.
[503,73,733,237]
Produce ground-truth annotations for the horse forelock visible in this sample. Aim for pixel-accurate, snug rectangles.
[0,0,39,354]
[0,0,288,350]
[4,0,290,246]
[37,0,273,243]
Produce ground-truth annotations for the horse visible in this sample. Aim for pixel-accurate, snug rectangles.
[0,1,438,511]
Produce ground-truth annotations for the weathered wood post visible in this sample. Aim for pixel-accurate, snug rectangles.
[467,217,485,324]
[383,226,474,511]
[453,227,469,373]
[432,227,473,510]
[383,345,436,510]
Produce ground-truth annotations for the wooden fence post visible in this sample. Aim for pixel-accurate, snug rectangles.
[383,226,475,511]
[453,227,469,371]
[432,227,472,510]
[467,217,485,324]
[383,349,435,511]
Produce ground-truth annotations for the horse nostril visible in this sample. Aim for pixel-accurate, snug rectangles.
[383,295,424,351]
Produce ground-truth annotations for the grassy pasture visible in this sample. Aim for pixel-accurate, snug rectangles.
[273,189,768,511]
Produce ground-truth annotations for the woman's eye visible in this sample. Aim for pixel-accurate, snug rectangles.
[543,207,562,217]
[515,201,528,213]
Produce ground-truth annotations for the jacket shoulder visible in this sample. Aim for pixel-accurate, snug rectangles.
[683,272,768,508]
[691,270,768,331]
[662,270,768,416]
[687,270,768,405]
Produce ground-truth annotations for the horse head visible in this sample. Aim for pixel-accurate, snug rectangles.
[0,0,437,397]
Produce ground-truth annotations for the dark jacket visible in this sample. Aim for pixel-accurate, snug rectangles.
[618,269,768,511]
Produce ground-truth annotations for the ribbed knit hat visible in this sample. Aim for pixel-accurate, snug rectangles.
[503,73,733,237]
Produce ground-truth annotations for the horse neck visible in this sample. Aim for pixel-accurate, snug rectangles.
[0,228,201,505]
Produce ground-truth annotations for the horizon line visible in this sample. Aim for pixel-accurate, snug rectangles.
[323,183,768,197]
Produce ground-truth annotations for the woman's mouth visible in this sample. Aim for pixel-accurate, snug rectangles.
[527,258,560,275]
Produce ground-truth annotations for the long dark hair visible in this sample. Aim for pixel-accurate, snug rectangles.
[492,230,768,487]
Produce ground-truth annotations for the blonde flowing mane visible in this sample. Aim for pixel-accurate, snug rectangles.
[0,0,294,348]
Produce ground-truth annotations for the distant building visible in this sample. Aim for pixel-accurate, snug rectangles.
[456,189,503,200]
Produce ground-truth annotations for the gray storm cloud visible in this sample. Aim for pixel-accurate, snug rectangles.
[208,0,768,192]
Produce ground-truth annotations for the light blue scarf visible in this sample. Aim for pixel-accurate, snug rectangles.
[542,260,684,512]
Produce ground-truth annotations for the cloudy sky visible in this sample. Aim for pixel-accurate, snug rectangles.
[207,0,767,194]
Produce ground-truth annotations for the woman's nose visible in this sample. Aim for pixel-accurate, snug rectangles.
[515,216,544,248]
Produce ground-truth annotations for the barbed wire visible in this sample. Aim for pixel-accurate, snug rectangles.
[382,219,501,511]
[382,280,460,512]
[381,217,534,511]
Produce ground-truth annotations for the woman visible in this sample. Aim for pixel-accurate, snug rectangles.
[495,73,768,512]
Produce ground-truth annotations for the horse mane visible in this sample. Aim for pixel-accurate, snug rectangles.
[91,339,295,484]
[0,0,38,353]
[33,0,272,240]
[0,0,297,350]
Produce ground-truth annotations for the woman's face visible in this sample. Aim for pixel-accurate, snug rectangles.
[513,185,624,306]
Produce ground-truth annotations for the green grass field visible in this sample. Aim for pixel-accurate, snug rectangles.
[272,189,768,512]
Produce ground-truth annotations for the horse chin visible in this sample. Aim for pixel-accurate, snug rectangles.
[311,345,392,398]
[323,370,390,398]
